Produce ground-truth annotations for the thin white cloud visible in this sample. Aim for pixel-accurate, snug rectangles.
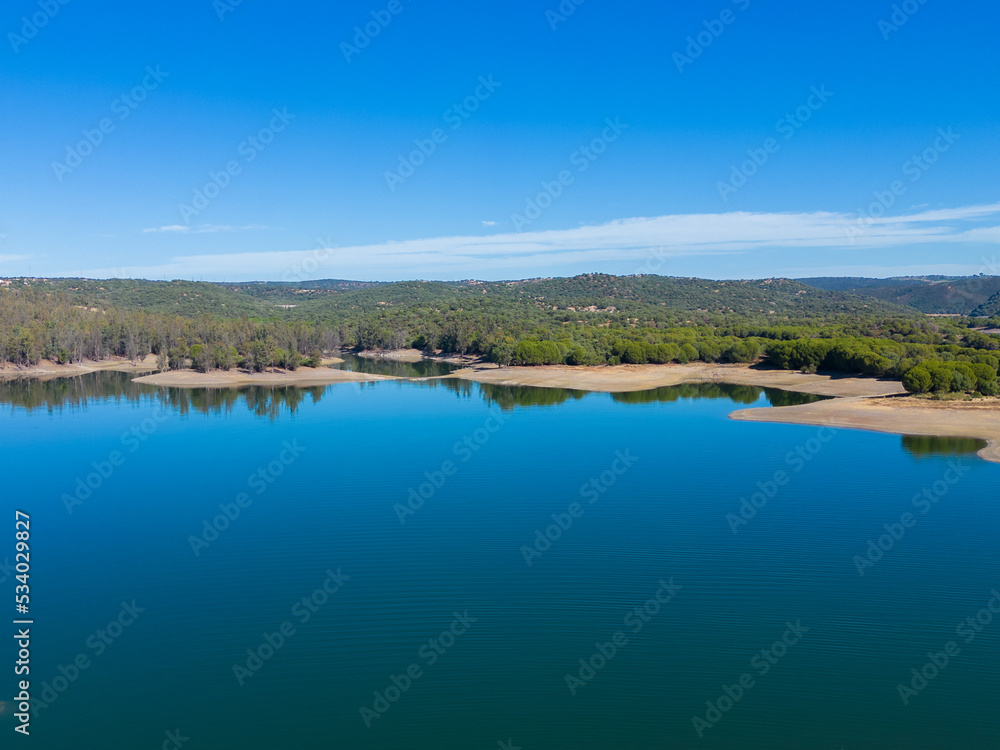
[142,224,274,234]
[67,203,1000,281]
[882,203,1000,223]
[143,225,189,233]
[481,220,498,227]
[0,254,31,264]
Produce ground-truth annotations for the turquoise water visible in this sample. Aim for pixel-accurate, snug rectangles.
[1,374,998,749]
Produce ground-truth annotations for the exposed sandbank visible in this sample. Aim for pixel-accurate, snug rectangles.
[5,358,996,465]
[0,355,159,381]
[0,355,353,387]
[133,366,389,388]
[2,358,906,396]
[452,364,1000,464]
[731,396,1000,465]
[450,363,907,398]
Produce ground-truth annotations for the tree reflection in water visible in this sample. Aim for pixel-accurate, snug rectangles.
[0,371,829,420]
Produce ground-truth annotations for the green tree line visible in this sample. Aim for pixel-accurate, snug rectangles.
[4,276,999,396]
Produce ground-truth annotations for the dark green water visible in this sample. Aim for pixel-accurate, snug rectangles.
[330,352,462,378]
[1,373,998,749]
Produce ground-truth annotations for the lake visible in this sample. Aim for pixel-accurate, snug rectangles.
[1,373,998,749]
[329,352,464,378]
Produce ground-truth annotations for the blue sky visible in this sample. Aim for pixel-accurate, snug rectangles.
[1,0,998,282]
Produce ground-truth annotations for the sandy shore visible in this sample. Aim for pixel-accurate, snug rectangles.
[0,354,353,387]
[0,355,159,381]
[732,396,1000,465]
[451,363,908,398]
[0,357,910,398]
[5,358,901,397]
[5,357,997,464]
[452,364,1000,464]
[133,366,391,388]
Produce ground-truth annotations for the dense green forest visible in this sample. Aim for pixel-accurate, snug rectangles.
[0,285,341,373]
[2,274,999,397]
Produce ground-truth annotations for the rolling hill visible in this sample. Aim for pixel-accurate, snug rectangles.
[799,275,1000,315]
[11,274,921,328]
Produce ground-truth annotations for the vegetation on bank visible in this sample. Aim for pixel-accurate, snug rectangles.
[2,275,999,397]
[0,287,338,373]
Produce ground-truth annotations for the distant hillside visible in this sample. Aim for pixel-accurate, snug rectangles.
[25,278,275,317]
[219,280,389,304]
[10,274,918,326]
[972,290,1000,318]
[799,276,1000,315]
[271,274,919,328]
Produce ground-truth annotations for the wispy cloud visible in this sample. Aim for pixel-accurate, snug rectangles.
[142,224,274,234]
[142,225,189,234]
[0,254,31,264]
[481,220,498,227]
[69,203,1000,281]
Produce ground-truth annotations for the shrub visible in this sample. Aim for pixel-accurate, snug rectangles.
[566,346,592,366]
[621,343,648,365]
[514,340,563,365]
[902,366,932,394]
[978,380,1000,396]
[303,349,323,368]
[168,346,188,370]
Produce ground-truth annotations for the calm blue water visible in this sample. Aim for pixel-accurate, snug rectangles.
[1,374,998,749]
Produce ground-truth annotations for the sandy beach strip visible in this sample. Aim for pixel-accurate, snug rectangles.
[1,359,906,395]
[453,364,1000,464]
[0,355,357,387]
[451,363,908,398]
[132,366,390,388]
[5,356,997,462]
[731,396,1000,465]
[0,356,159,381]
